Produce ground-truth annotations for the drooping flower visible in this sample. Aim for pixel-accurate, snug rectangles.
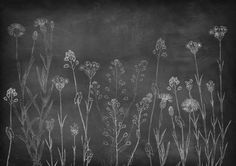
[186,41,201,55]
[181,98,200,113]
[3,88,18,104]
[153,38,167,57]
[8,23,25,37]
[70,123,79,136]
[52,75,69,91]
[206,80,215,93]
[185,79,193,91]
[46,118,55,132]
[80,61,100,80]
[158,93,173,109]
[168,106,174,117]
[209,26,227,41]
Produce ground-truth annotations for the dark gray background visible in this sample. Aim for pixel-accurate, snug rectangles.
[0,0,236,165]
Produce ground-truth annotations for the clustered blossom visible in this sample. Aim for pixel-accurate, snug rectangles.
[209,26,227,41]
[8,23,25,37]
[46,119,55,132]
[64,50,79,69]
[167,76,182,91]
[186,41,202,55]
[34,18,48,32]
[91,81,102,100]
[110,59,125,75]
[158,93,173,109]
[52,75,69,91]
[181,98,200,113]
[136,93,153,112]
[185,79,193,91]
[153,38,167,57]
[3,88,18,104]
[80,61,100,80]
[134,60,148,73]
[70,123,79,136]
[108,98,120,109]
[206,80,215,93]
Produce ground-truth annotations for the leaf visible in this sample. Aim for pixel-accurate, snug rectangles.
[26,86,40,115]
[36,66,43,90]
[46,160,50,166]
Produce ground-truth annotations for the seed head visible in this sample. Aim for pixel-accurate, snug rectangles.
[8,23,25,37]
[52,75,69,91]
[209,26,227,41]
[46,118,55,132]
[181,98,200,113]
[70,123,79,136]
[206,80,215,93]
[186,41,201,55]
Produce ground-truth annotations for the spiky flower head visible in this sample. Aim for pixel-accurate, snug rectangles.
[209,26,227,41]
[3,88,18,104]
[206,80,215,93]
[158,93,173,109]
[34,18,51,33]
[70,123,79,136]
[8,23,25,37]
[80,61,100,80]
[46,118,55,132]
[181,98,200,113]
[186,41,202,55]
[167,76,182,91]
[185,79,193,91]
[153,38,167,57]
[52,75,69,91]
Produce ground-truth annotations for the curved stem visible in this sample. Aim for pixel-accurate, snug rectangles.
[6,137,12,166]
[59,91,65,166]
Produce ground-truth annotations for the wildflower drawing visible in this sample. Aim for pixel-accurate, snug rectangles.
[70,123,79,166]
[52,75,69,166]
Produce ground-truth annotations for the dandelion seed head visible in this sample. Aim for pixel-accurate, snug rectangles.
[8,23,25,37]
[209,26,227,41]
[52,75,68,91]
[206,80,215,93]
[70,123,79,136]
[46,118,55,132]
[186,41,201,55]
[181,98,200,113]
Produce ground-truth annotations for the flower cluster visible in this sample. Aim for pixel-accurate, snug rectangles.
[158,93,173,109]
[64,50,79,69]
[186,41,202,55]
[110,59,125,75]
[181,98,200,113]
[206,80,215,93]
[34,18,48,33]
[8,23,25,37]
[209,26,227,41]
[136,93,153,112]
[167,76,182,91]
[108,98,120,109]
[131,60,148,83]
[70,123,79,136]
[52,75,69,91]
[153,38,167,57]
[80,61,100,80]
[91,81,102,100]
[185,79,193,91]
[3,88,18,104]
[46,119,55,132]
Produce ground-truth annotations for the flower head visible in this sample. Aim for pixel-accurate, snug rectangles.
[186,41,201,55]
[158,93,173,109]
[3,88,18,104]
[181,98,200,113]
[46,118,55,132]
[32,31,38,41]
[70,123,79,136]
[80,61,100,80]
[8,23,25,37]
[153,38,167,57]
[167,76,182,91]
[206,80,215,93]
[185,79,193,91]
[34,18,49,33]
[136,93,153,112]
[64,50,79,69]
[209,26,227,41]
[108,98,120,109]
[168,106,174,116]
[52,75,69,91]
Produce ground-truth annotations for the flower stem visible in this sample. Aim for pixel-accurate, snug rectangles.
[6,137,12,166]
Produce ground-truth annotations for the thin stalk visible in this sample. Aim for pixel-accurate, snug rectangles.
[15,37,18,60]
[59,91,65,166]
[73,135,76,166]
[174,87,181,118]
[115,64,118,98]
[114,112,118,166]
[72,67,78,94]
[6,136,12,166]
